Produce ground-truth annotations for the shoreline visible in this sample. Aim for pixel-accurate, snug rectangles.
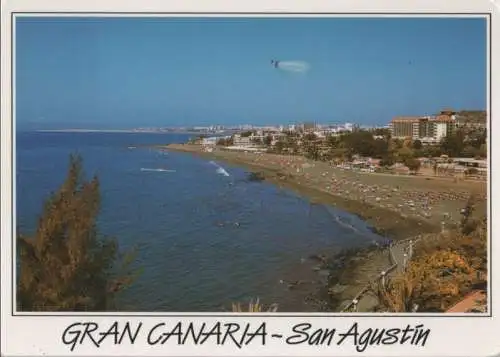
[157,143,487,311]
[161,144,486,239]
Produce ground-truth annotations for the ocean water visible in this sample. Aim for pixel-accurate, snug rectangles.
[16,131,383,312]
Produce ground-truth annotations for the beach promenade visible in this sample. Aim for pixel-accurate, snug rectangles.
[340,238,415,312]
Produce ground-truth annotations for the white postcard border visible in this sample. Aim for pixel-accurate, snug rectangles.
[1,0,498,356]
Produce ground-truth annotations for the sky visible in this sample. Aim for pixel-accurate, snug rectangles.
[15,16,487,129]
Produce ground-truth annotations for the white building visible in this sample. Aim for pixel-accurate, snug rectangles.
[201,137,218,146]
[343,123,354,131]
[232,134,253,147]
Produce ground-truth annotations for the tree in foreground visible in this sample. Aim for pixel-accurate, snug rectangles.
[17,155,136,311]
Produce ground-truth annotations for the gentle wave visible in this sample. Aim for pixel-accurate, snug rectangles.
[209,161,230,177]
[216,167,230,177]
[140,168,176,173]
[323,206,360,234]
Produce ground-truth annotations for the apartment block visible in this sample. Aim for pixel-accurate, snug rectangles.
[389,110,456,144]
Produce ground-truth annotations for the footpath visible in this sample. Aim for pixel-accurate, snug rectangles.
[340,237,417,312]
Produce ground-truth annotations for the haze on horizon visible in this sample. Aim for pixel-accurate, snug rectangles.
[15,16,487,130]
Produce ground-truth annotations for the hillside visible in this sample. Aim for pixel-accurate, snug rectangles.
[456,110,487,124]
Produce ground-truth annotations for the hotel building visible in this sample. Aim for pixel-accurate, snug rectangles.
[389,110,456,144]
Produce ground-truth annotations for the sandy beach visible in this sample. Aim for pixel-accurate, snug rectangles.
[162,144,487,311]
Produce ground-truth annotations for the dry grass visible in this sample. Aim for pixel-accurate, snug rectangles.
[375,272,418,313]
[231,298,278,312]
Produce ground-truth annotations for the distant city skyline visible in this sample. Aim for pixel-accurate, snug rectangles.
[16,16,487,130]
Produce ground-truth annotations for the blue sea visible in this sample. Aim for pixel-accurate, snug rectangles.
[16,131,383,312]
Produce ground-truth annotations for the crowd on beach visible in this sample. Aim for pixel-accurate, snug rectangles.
[217,150,486,227]
[166,143,486,237]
